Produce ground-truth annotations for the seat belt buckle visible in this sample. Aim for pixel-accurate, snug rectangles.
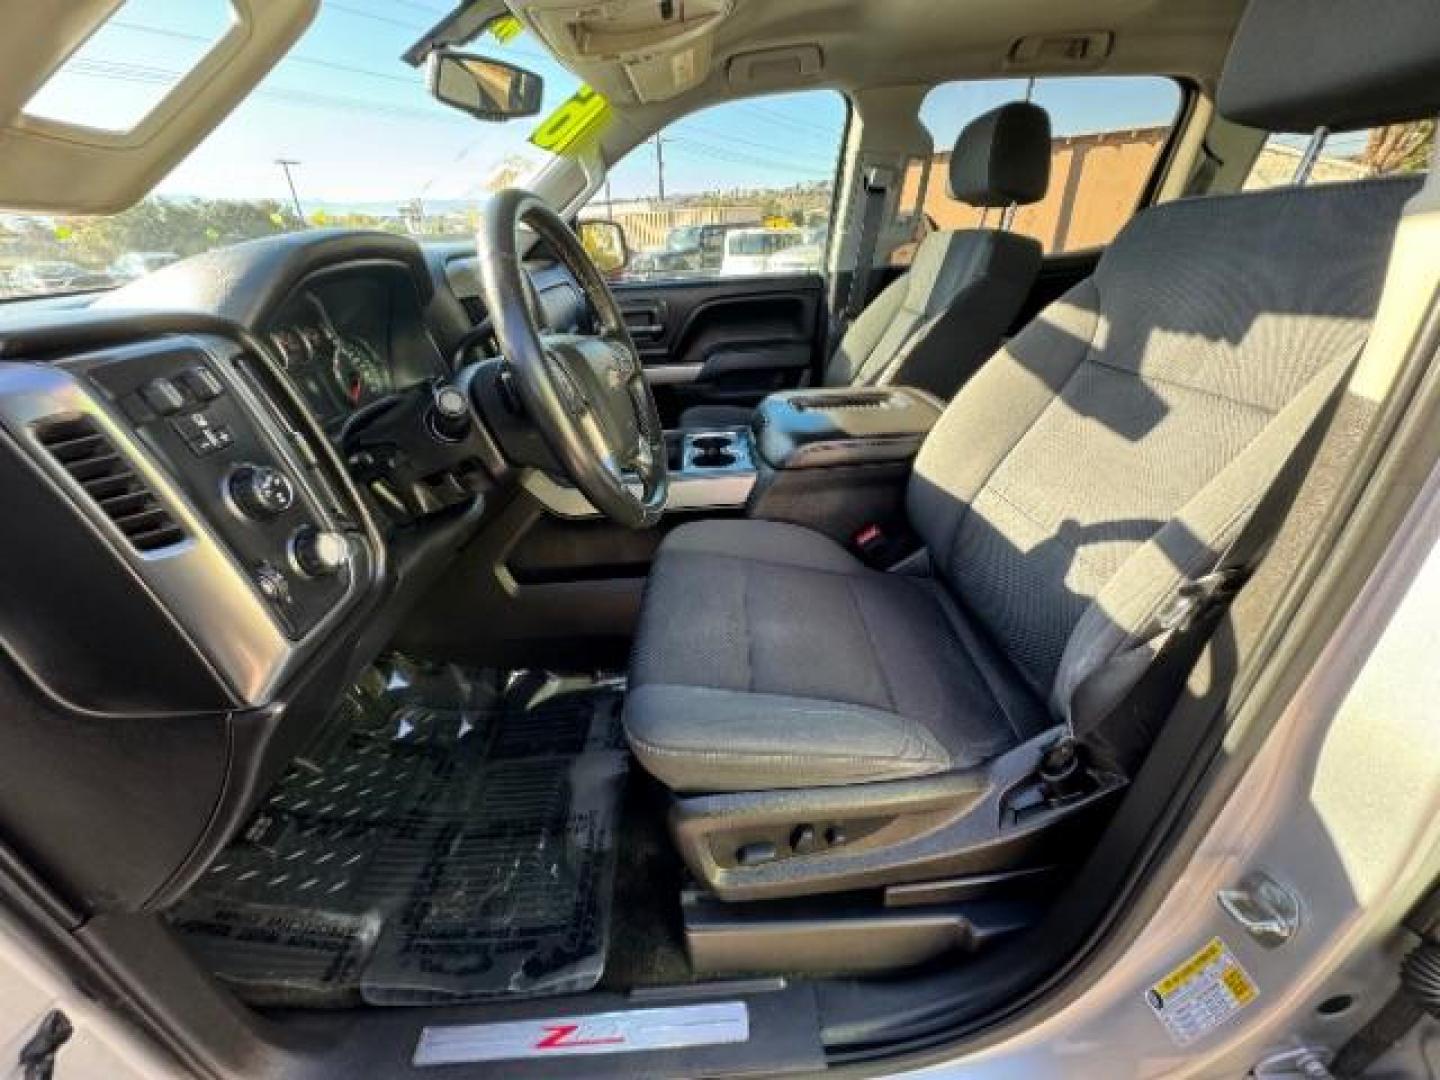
[853,522,886,555]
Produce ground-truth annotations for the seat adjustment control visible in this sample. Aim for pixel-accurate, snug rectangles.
[227,464,295,520]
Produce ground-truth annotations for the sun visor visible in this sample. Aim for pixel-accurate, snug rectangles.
[0,0,318,214]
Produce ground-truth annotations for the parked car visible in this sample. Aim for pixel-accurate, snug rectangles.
[719,226,806,275]
[4,260,86,294]
[108,250,180,280]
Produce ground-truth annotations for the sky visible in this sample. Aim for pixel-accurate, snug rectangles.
[20,0,1183,214]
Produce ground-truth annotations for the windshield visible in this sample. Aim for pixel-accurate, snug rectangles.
[0,1,584,300]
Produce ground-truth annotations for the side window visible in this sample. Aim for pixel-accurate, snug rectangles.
[1244,123,1434,190]
[582,90,846,283]
[900,76,1181,260]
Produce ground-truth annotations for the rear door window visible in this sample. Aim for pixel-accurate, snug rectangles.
[905,76,1182,258]
[1244,123,1434,189]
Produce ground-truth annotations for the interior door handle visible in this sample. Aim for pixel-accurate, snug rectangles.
[622,302,668,339]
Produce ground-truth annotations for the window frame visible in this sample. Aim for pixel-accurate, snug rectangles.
[591,88,854,286]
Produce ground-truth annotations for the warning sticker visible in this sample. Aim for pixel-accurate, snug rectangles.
[1144,937,1257,1046]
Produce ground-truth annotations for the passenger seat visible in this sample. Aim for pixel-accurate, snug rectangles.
[679,101,1051,429]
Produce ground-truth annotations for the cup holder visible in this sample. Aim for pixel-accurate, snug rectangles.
[686,432,741,470]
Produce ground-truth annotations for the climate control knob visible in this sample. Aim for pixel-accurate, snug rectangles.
[289,526,349,578]
[227,464,295,520]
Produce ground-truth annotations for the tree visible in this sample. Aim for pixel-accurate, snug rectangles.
[54,197,305,266]
[1360,121,1435,176]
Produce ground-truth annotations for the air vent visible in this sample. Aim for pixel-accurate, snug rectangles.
[35,415,186,552]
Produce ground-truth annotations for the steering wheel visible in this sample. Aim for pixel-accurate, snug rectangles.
[476,188,667,528]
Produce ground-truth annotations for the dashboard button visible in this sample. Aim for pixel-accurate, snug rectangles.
[141,377,186,415]
[253,563,291,604]
[227,464,296,520]
[180,367,225,401]
[289,526,348,578]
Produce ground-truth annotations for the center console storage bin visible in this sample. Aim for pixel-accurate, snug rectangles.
[746,387,943,547]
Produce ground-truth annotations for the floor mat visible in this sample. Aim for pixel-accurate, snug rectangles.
[169,661,628,1008]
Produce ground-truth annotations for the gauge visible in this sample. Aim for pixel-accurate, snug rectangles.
[333,336,391,407]
[299,324,332,364]
[269,327,308,369]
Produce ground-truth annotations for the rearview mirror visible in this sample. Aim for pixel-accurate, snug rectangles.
[427,49,543,121]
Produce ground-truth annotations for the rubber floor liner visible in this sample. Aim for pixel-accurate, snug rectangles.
[169,662,628,1007]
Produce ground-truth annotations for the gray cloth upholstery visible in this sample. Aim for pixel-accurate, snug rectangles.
[1218,0,1440,132]
[909,177,1417,716]
[627,520,1048,792]
[824,229,1041,396]
[677,103,1049,431]
[629,176,1416,793]
[949,101,1051,207]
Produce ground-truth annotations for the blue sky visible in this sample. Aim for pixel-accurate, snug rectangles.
[22,0,1181,211]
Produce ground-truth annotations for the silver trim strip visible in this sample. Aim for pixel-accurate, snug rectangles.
[414,1002,749,1065]
[522,467,756,519]
[643,363,703,385]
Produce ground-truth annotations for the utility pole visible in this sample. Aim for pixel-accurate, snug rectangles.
[651,135,666,203]
[275,159,305,224]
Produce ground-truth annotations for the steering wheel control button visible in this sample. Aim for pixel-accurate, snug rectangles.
[227,464,296,520]
[428,384,472,442]
[179,366,225,401]
[289,526,349,578]
[141,377,187,415]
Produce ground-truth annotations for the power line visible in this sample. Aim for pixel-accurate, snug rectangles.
[680,122,840,160]
[62,57,474,126]
[665,136,832,177]
[109,17,557,84]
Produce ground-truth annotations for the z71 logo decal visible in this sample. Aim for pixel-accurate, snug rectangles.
[414,1002,750,1065]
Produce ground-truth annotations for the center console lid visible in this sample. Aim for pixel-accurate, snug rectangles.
[752,386,943,470]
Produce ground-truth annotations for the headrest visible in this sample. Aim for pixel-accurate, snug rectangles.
[1219,0,1440,132]
[948,101,1051,208]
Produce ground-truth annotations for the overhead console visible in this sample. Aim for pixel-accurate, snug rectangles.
[515,0,734,103]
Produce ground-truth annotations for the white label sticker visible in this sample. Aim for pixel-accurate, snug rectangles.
[414,1001,750,1065]
[1145,936,1258,1046]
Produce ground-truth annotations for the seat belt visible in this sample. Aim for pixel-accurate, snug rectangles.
[833,164,894,342]
[1066,345,1362,768]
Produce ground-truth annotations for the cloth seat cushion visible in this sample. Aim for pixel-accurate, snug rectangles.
[626,520,1048,793]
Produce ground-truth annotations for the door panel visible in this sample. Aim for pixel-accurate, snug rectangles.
[614,273,827,426]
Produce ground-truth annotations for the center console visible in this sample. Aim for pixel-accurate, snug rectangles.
[745,386,944,548]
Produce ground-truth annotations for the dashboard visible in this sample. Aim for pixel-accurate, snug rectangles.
[265,264,449,432]
[0,231,518,913]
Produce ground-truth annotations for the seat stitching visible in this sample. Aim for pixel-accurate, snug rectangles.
[667,548,864,578]
[943,278,1100,572]
[979,477,1130,577]
[741,562,754,693]
[1085,354,1284,414]
[845,577,896,712]
[625,727,946,771]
